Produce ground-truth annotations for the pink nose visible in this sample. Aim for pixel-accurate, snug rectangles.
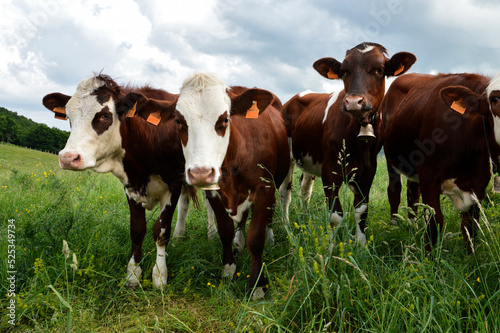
[187,167,216,187]
[344,95,364,111]
[59,152,82,170]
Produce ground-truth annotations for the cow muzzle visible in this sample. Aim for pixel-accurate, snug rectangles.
[187,166,219,189]
[59,152,83,170]
[343,95,373,122]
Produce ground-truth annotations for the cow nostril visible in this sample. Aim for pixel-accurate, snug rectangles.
[207,168,215,183]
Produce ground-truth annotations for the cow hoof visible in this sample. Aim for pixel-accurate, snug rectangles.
[390,218,398,226]
[251,287,265,301]
[125,263,142,288]
[172,228,185,239]
[152,265,167,289]
[124,276,140,288]
[222,263,236,279]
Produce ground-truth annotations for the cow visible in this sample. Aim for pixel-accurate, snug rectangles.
[125,72,290,300]
[42,73,210,289]
[281,42,416,243]
[379,72,500,250]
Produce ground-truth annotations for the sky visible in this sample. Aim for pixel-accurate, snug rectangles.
[1,0,500,132]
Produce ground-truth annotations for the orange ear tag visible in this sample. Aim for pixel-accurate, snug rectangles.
[450,100,466,114]
[394,64,405,76]
[327,69,339,79]
[53,106,66,114]
[126,102,137,118]
[245,101,259,119]
[147,112,161,125]
[53,106,67,120]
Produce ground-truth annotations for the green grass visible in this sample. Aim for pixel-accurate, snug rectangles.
[1,142,499,332]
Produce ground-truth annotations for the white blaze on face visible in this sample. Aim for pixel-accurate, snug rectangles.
[59,76,123,173]
[176,73,231,186]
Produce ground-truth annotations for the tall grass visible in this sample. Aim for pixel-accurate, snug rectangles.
[1,143,499,332]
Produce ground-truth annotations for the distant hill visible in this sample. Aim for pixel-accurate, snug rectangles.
[0,107,69,154]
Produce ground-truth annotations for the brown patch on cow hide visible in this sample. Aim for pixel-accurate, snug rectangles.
[92,106,113,135]
[215,111,230,136]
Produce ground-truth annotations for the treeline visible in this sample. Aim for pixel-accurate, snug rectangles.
[0,107,69,154]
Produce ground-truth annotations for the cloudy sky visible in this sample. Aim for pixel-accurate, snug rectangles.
[1,0,499,131]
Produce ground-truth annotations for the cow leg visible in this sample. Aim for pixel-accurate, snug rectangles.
[172,185,190,238]
[321,164,344,228]
[247,187,274,300]
[278,159,294,222]
[204,191,217,239]
[461,204,479,252]
[206,191,236,279]
[152,184,182,289]
[407,180,421,224]
[125,195,146,287]
[299,172,316,208]
[387,162,402,225]
[419,183,444,250]
[233,210,249,253]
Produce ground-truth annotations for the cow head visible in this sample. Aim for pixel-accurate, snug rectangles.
[314,42,416,125]
[42,74,124,172]
[174,73,273,188]
[440,74,500,145]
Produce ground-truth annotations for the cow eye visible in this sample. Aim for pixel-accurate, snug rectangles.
[175,119,181,124]
[224,117,229,124]
[375,67,384,75]
[101,113,112,121]
[491,97,499,104]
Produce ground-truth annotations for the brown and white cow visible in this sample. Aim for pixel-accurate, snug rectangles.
[127,72,290,299]
[42,74,209,289]
[379,72,500,249]
[281,42,416,243]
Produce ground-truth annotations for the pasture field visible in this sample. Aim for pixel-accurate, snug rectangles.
[1,142,500,332]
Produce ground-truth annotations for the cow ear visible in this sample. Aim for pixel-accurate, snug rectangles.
[440,86,488,116]
[385,52,417,77]
[229,88,274,118]
[313,57,342,80]
[42,93,71,120]
[118,92,177,125]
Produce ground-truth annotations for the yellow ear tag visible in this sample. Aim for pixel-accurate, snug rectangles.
[450,100,466,114]
[327,69,339,79]
[245,101,259,119]
[126,102,137,118]
[147,112,161,125]
[394,64,405,76]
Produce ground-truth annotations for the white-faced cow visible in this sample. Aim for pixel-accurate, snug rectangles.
[281,42,416,243]
[126,73,290,299]
[379,72,500,250]
[42,74,207,289]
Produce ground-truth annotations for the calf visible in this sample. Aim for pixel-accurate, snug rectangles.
[379,72,500,249]
[42,74,207,288]
[281,42,416,243]
[127,73,290,299]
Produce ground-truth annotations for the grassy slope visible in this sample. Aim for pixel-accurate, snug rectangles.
[0,143,499,332]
